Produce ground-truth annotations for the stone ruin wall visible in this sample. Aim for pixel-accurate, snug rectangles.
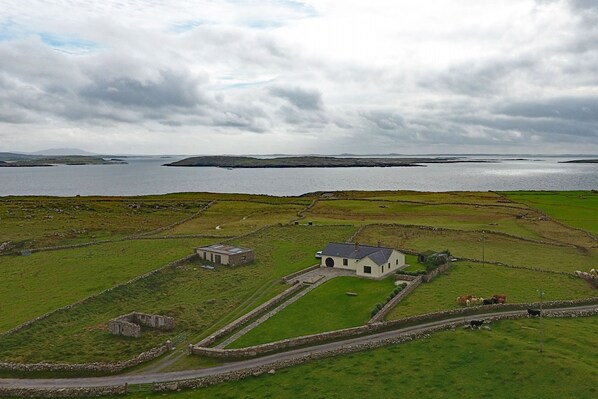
[108,312,175,338]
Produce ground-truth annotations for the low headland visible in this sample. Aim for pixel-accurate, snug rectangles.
[164,155,490,168]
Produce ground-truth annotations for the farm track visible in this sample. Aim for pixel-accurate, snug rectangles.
[0,305,595,391]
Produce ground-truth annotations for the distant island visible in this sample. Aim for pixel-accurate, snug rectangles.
[560,159,598,163]
[164,156,489,168]
[0,153,127,167]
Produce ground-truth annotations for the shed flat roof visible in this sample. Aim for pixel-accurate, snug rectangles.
[196,244,253,256]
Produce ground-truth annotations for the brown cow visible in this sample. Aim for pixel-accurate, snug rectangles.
[493,294,507,304]
[457,295,473,305]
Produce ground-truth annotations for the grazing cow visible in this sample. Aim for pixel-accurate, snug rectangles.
[469,297,484,306]
[492,294,507,304]
[527,308,541,317]
[457,295,473,306]
[482,298,495,305]
[470,319,485,329]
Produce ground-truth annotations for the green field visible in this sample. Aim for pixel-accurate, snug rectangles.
[0,196,208,249]
[0,225,355,363]
[93,316,598,399]
[357,224,598,273]
[0,238,203,332]
[505,191,598,236]
[230,276,395,348]
[0,190,596,386]
[158,201,305,237]
[387,262,596,320]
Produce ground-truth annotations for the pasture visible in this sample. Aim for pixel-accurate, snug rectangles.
[0,238,203,332]
[0,196,208,249]
[96,316,598,399]
[386,261,596,320]
[0,189,596,381]
[0,225,355,363]
[504,191,598,236]
[357,224,598,273]
[157,201,306,237]
[230,276,395,348]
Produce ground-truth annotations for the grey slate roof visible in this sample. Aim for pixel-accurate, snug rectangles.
[321,242,395,266]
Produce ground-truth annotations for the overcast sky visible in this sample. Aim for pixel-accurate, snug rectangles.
[1,0,597,155]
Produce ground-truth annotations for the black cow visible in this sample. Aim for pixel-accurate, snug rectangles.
[482,298,495,305]
[527,308,541,317]
[470,319,485,329]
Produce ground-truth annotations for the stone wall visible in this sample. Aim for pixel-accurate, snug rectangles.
[196,282,304,348]
[282,264,321,283]
[167,308,598,393]
[0,343,169,373]
[108,318,140,338]
[368,276,423,323]
[108,312,175,338]
[0,385,126,398]
[191,297,598,359]
[422,262,451,282]
[0,253,196,340]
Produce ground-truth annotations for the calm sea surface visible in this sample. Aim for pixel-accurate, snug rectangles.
[1,156,597,196]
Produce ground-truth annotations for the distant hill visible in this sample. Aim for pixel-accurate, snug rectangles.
[30,148,97,156]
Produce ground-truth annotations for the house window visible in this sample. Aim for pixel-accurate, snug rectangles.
[343,258,348,266]
[396,259,398,265]
[364,266,372,274]
[388,262,390,268]
[382,265,384,272]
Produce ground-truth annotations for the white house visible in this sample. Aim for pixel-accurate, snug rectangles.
[320,242,406,278]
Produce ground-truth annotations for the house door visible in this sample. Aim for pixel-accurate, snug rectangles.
[215,254,221,264]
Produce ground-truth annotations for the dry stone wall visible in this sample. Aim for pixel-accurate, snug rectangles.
[0,253,196,340]
[0,344,169,373]
[0,385,126,398]
[191,297,598,359]
[167,308,598,393]
[108,312,175,338]
[369,276,423,323]
[196,282,304,348]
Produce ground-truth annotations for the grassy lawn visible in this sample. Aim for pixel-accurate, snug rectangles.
[386,261,596,320]
[0,196,208,249]
[0,225,355,363]
[230,276,395,348]
[504,191,598,236]
[93,316,598,399]
[358,224,598,273]
[0,238,204,333]
[158,201,305,237]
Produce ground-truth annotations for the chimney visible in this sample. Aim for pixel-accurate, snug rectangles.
[354,242,359,252]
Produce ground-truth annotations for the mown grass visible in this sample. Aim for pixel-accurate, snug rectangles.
[386,261,596,320]
[0,225,355,363]
[230,276,395,348]
[92,316,598,399]
[0,238,204,333]
[159,201,304,237]
[0,197,208,249]
[358,224,598,273]
[504,191,598,236]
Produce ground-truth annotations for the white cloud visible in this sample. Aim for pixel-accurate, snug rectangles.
[0,0,597,154]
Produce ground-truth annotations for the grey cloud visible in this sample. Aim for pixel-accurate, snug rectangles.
[80,70,206,108]
[270,86,323,110]
[496,96,598,122]
[361,111,405,130]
